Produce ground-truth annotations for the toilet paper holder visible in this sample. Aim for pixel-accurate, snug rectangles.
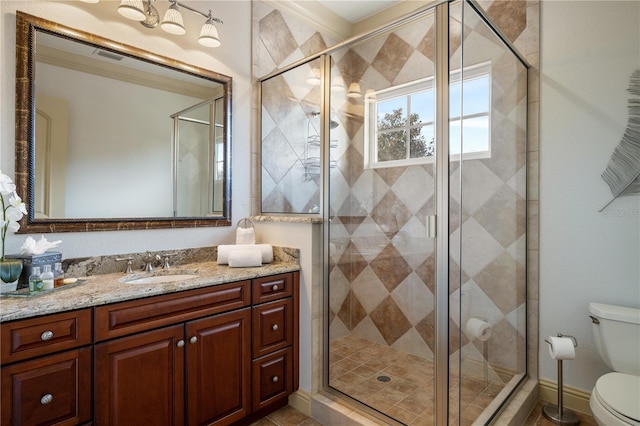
[544,333,577,348]
[542,333,580,425]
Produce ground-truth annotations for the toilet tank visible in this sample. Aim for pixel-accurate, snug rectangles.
[589,302,640,375]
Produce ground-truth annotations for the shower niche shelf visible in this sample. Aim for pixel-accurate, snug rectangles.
[303,123,338,181]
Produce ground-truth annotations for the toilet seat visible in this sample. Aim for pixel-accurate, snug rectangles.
[592,372,640,425]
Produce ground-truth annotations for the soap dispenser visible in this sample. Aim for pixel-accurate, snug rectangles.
[41,265,54,290]
[29,267,42,293]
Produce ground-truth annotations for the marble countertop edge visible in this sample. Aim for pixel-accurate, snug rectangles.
[0,261,300,323]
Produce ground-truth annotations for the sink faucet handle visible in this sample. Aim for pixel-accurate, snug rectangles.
[162,252,178,269]
[116,257,134,274]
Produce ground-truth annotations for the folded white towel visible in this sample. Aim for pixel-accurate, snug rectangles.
[236,227,255,245]
[228,250,262,267]
[217,244,273,265]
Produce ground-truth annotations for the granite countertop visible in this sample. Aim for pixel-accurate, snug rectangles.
[0,260,300,323]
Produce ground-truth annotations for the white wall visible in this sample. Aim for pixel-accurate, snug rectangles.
[0,0,252,257]
[540,1,640,391]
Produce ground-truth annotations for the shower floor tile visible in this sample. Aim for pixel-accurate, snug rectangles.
[329,334,514,425]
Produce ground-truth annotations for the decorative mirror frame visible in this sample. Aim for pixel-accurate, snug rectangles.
[14,11,232,233]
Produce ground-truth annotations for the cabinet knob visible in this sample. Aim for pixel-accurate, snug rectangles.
[40,394,53,405]
[40,331,54,341]
[189,336,198,344]
[272,376,279,383]
[177,340,185,348]
[272,284,279,291]
[272,324,279,331]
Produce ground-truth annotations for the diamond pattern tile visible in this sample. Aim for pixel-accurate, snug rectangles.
[371,33,414,83]
[371,191,412,239]
[259,10,298,65]
[257,0,531,391]
[474,184,526,248]
[370,296,413,345]
[337,240,368,281]
[370,243,413,293]
[391,272,434,326]
[473,251,525,315]
[261,127,298,184]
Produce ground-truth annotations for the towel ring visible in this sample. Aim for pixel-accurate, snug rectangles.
[237,218,254,230]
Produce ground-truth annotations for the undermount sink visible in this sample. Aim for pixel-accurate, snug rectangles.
[120,270,199,285]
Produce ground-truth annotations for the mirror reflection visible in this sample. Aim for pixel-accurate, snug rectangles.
[16,12,232,233]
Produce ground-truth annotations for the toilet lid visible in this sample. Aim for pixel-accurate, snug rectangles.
[595,372,640,422]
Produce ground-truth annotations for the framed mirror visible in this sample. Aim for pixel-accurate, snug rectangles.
[15,11,232,233]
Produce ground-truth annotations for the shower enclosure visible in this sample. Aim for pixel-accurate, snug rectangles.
[260,1,528,424]
[172,97,225,217]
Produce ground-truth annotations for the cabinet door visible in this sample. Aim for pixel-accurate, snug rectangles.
[252,347,293,412]
[95,324,184,426]
[252,298,293,358]
[185,308,251,426]
[1,347,92,426]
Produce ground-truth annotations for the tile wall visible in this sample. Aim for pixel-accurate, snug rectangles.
[253,0,540,413]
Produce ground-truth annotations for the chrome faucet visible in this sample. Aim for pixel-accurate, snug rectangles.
[161,253,177,269]
[116,257,134,274]
[143,251,161,272]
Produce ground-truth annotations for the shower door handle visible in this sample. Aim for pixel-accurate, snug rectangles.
[426,215,437,239]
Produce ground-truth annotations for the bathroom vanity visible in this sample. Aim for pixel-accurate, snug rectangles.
[0,262,299,426]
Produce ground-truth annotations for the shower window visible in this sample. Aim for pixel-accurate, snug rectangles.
[364,63,491,169]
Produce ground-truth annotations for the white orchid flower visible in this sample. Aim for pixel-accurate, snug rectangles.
[5,206,24,222]
[7,221,20,233]
[0,172,16,196]
[9,193,27,215]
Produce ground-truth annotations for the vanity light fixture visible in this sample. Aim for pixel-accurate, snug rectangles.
[113,0,223,47]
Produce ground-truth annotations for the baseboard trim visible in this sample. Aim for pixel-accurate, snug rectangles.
[538,378,592,415]
[289,390,312,417]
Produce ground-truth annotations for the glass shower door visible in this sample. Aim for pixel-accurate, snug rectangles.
[450,2,529,424]
[326,9,438,425]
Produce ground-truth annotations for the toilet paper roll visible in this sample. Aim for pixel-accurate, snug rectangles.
[217,244,273,265]
[228,250,262,268]
[236,227,255,245]
[547,336,575,360]
[466,318,492,342]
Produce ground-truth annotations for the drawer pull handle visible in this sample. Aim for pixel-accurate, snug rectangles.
[177,340,185,348]
[272,284,279,291]
[40,331,54,341]
[272,324,279,331]
[272,376,279,383]
[40,394,53,405]
[190,336,198,344]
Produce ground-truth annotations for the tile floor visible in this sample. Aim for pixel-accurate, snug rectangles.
[253,333,597,425]
[524,401,597,426]
[328,334,514,425]
[258,402,596,426]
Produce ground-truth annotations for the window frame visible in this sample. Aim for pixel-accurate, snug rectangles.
[364,62,492,169]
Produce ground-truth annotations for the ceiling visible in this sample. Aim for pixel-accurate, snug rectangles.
[316,0,403,23]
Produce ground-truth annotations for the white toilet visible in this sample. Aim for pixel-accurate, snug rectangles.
[588,302,640,426]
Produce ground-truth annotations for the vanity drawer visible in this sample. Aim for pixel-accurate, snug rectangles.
[0,346,92,426]
[252,298,293,358]
[95,280,250,341]
[252,347,293,411]
[1,309,92,364]
[252,273,293,304]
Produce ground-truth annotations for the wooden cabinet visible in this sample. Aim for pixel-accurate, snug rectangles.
[0,309,93,426]
[251,272,299,413]
[1,271,299,426]
[186,309,251,425]
[95,324,185,426]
